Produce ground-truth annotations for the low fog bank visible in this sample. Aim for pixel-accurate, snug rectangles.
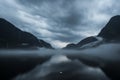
[0,43,120,80]
[0,43,120,65]
[67,43,120,65]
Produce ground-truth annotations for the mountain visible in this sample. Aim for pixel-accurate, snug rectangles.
[77,36,98,47]
[64,36,103,49]
[63,43,77,49]
[63,15,120,80]
[64,15,120,49]
[39,40,53,49]
[0,18,53,49]
[98,15,120,41]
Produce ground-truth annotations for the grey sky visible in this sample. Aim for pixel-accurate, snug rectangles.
[0,0,120,48]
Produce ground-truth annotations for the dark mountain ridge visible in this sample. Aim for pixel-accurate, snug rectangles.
[64,36,102,49]
[98,15,120,41]
[64,15,120,49]
[0,18,53,49]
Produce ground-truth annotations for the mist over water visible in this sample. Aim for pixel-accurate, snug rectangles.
[14,55,109,80]
[0,43,120,80]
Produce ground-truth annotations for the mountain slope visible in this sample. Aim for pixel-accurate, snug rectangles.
[39,40,53,49]
[98,15,120,41]
[0,18,53,49]
[64,15,120,49]
[64,36,102,49]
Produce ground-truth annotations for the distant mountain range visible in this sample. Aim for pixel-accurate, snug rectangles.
[64,15,120,49]
[0,18,53,49]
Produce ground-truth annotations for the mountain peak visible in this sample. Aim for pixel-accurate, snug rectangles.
[0,18,5,20]
[98,15,120,40]
[111,15,120,20]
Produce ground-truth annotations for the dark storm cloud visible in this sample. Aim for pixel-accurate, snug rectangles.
[51,33,83,42]
[47,28,84,42]
[16,0,86,46]
[17,0,83,29]
[1,0,120,48]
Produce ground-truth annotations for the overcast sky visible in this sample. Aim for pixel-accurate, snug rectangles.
[0,0,120,48]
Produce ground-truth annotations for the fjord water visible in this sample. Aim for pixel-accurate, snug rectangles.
[0,43,120,80]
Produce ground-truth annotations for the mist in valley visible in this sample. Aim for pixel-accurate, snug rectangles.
[0,43,120,80]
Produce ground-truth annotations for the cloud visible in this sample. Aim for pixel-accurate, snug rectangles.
[0,0,120,48]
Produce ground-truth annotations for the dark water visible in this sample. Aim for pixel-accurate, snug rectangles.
[0,43,120,80]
